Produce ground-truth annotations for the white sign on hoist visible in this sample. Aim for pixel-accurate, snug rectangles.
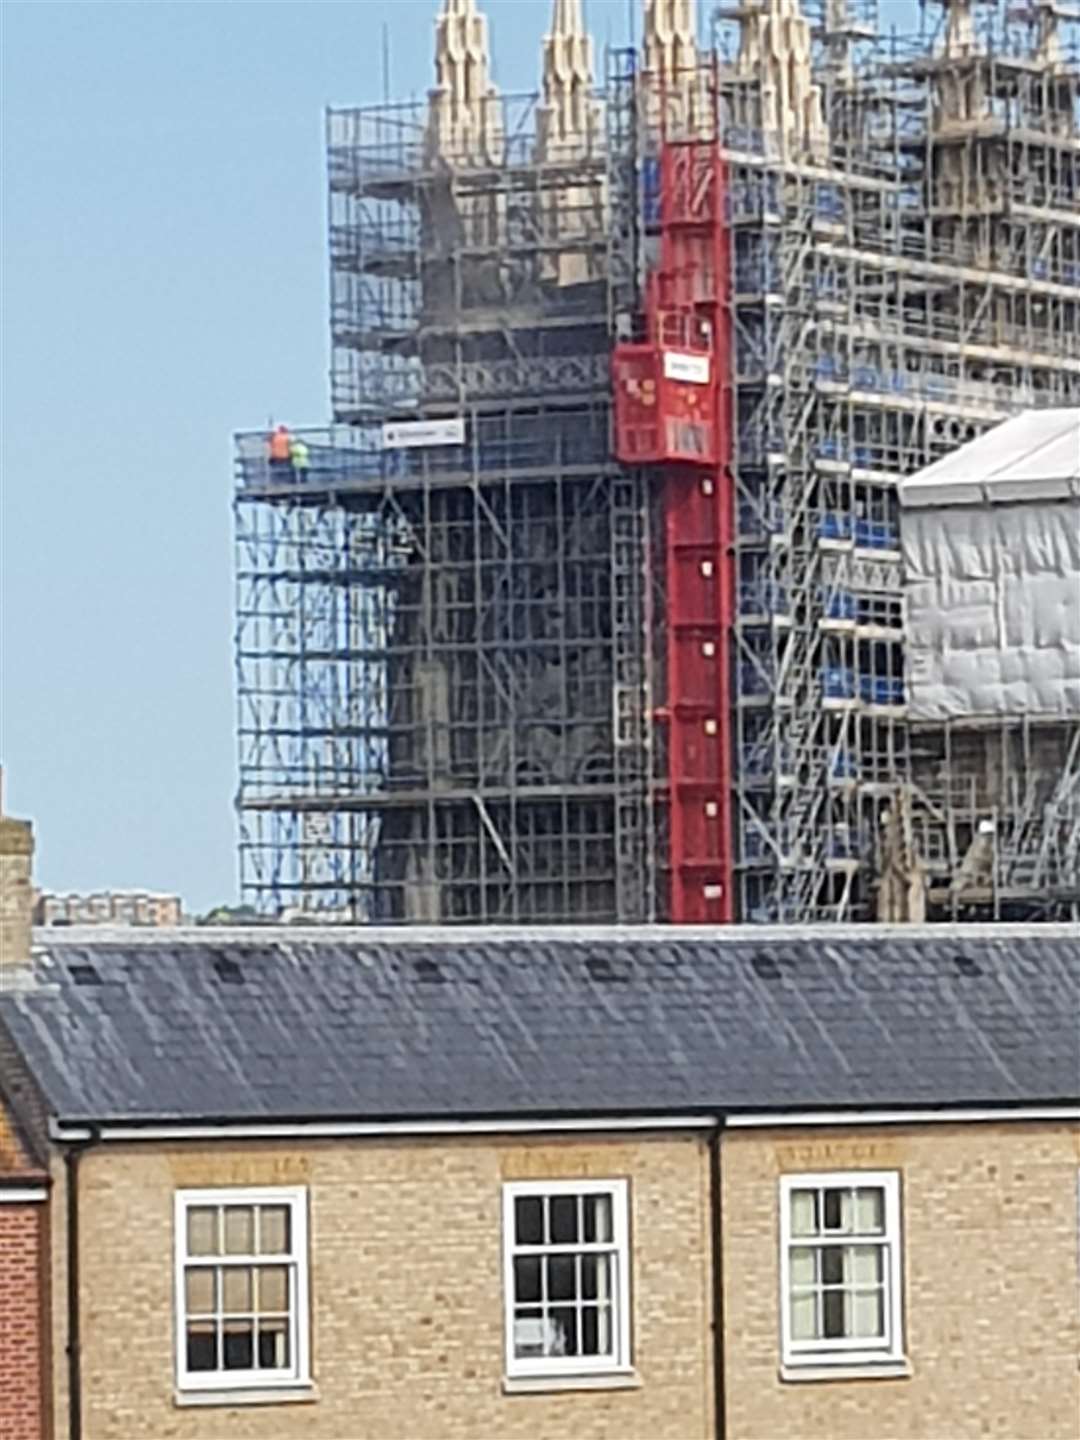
[662,352,711,385]
[381,417,466,450]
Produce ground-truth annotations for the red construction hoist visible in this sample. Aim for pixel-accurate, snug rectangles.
[612,141,735,923]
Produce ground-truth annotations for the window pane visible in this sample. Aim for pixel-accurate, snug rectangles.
[550,1196,578,1245]
[547,1306,578,1357]
[846,1244,883,1286]
[848,1288,885,1339]
[184,1267,216,1316]
[789,1189,818,1237]
[789,1245,816,1287]
[582,1253,611,1301]
[790,1290,818,1341]
[259,1205,291,1256]
[513,1256,541,1304]
[823,1288,846,1338]
[581,1303,613,1356]
[823,1189,848,1232]
[853,1188,885,1234]
[583,1193,612,1243]
[257,1317,290,1369]
[257,1265,289,1313]
[547,1253,577,1302]
[513,1309,546,1358]
[515,1197,543,1246]
[507,1185,625,1370]
[224,1207,255,1256]
[821,1245,845,1285]
[223,1320,254,1370]
[186,1321,218,1372]
[186,1207,218,1257]
[598,1302,613,1356]
[222,1266,253,1313]
[784,1178,897,1355]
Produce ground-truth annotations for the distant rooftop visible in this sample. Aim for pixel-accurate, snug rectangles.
[900,408,1080,507]
[33,889,183,929]
[37,889,181,902]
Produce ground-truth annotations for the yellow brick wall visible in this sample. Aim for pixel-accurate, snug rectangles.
[721,1122,1080,1440]
[51,1133,715,1440]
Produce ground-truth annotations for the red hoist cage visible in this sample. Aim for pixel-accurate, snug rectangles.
[613,141,735,923]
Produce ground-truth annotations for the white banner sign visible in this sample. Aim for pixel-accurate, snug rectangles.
[662,351,710,385]
[381,417,466,450]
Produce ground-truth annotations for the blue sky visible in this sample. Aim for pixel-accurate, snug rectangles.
[2,0,920,913]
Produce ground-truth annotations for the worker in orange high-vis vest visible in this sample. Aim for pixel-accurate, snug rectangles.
[268,424,292,474]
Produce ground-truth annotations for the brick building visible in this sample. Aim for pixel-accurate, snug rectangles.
[0,777,50,1438]
[0,1073,49,1440]
[0,925,1077,1439]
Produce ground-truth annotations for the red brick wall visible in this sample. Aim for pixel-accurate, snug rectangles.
[0,1203,46,1440]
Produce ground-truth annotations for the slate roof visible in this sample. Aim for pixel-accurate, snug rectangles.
[1,926,1078,1127]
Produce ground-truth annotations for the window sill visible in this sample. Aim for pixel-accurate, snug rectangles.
[174,1383,318,1408]
[781,1360,912,1384]
[503,1369,642,1395]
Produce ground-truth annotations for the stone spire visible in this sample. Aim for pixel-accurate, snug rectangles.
[536,0,601,161]
[821,0,855,83]
[426,0,504,166]
[932,0,985,139]
[643,0,699,82]
[642,0,710,137]
[939,0,978,56]
[1030,2,1079,136]
[733,0,826,158]
[535,0,606,286]
[1033,0,1064,64]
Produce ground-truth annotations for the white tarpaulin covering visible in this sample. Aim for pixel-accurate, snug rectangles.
[900,410,1080,721]
[900,407,1080,507]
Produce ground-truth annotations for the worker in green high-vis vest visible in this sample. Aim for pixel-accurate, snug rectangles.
[289,435,310,479]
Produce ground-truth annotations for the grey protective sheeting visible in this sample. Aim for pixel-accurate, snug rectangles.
[902,498,1080,721]
[1,928,1078,1125]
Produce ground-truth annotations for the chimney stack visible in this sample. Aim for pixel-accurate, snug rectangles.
[0,769,36,988]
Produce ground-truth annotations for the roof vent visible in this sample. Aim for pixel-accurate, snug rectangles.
[69,963,102,986]
[952,952,982,978]
[751,952,782,980]
[414,957,445,984]
[212,956,245,985]
[585,955,630,984]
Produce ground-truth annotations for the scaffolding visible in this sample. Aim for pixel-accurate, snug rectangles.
[237,72,655,922]
[235,0,1080,925]
[905,720,1080,920]
[711,0,1080,922]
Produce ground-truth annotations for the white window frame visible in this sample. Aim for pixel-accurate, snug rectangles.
[174,1186,310,1394]
[502,1178,631,1380]
[779,1170,904,1369]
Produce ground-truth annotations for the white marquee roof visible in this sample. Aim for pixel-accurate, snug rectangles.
[900,408,1080,507]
